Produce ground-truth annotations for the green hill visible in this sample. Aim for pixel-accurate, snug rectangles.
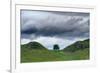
[21,41,47,50]
[63,39,89,52]
[21,39,90,63]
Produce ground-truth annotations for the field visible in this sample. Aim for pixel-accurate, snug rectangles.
[21,47,89,63]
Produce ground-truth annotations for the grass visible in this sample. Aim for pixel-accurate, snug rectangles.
[21,48,89,63]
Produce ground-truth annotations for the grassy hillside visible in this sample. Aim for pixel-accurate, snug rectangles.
[21,39,89,63]
[21,42,48,50]
[63,39,89,52]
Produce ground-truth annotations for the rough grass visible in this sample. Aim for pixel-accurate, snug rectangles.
[21,48,89,63]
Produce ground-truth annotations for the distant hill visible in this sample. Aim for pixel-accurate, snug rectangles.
[63,39,89,52]
[21,41,47,50]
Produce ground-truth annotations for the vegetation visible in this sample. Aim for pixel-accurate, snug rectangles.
[21,39,90,63]
[63,39,89,52]
[22,42,47,50]
[53,44,60,50]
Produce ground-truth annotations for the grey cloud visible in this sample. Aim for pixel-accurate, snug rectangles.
[21,10,90,40]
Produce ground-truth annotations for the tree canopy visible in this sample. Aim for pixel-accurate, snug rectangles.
[53,44,60,50]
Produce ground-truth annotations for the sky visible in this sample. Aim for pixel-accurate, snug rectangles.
[21,10,90,50]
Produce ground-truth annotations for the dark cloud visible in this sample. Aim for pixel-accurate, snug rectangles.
[21,10,90,40]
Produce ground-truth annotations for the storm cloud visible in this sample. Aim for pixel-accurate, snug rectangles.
[21,10,89,40]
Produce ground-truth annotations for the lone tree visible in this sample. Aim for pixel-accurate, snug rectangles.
[53,44,60,50]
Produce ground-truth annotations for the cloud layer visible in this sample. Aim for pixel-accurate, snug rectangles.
[21,10,89,39]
